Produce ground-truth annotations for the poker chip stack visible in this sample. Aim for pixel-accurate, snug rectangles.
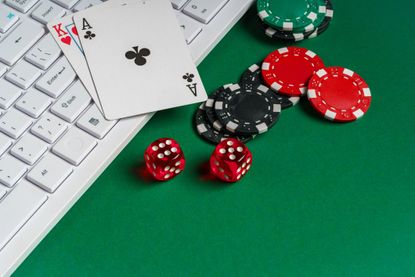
[194,46,372,145]
[257,0,334,42]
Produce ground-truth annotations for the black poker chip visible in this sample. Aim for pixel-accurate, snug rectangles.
[205,84,232,132]
[194,104,254,144]
[239,63,300,109]
[214,83,281,135]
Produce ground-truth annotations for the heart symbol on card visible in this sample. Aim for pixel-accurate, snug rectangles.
[71,26,78,36]
[61,36,71,45]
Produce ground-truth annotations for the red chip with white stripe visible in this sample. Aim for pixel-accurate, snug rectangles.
[261,47,325,96]
[307,66,372,122]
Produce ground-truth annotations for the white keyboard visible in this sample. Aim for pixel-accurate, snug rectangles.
[0,0,254,275]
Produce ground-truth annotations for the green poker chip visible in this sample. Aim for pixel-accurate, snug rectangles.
[257,0,327,32]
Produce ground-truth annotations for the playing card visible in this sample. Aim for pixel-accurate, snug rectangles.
[73,0,207,120]
[47,0,142,112]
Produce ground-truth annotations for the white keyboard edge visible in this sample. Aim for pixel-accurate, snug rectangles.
[0,0,255,275]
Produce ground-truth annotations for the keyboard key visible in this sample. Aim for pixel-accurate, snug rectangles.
[31,112,67,143]
[51,80,91,122]
[51,0,79,9]
[31,1,66,24]
[5,60,42,89]
[11,133,48,165]
[16,87,52,118]
[183,0,228,24]
[0,63,7,77]
[0,109,33,139]
[0,6,19,33]
[5,0,40,13]
[0,21,45,66]
[0,79,23,109]
[76,105,117,139]
[0,180,47,250]
[0,133,13,156]
[36,57,76,98]
[171,0,188,9]
[27,153,72,192]
[0,154,27,187]
[52,127,97,165]
[73,0,102,12]
[25,34,61,70]
[176,11,202,44]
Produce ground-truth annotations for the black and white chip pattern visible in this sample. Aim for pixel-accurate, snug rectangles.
[240,63,300,109]
[214,83,281,135]
[194,104,254,144]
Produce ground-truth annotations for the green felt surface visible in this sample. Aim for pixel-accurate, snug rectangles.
[14,1,415,276]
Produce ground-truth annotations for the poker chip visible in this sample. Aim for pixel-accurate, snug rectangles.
[307,0,334,38]
[214,83,281,135]
[205,84,233,132]
[194,104,254,144]
[257,0,327,32]
[264,25,314,42]
[261,0,334,41]
[261,47,325,96]
[240,63,300,109]
[307,67,372,122]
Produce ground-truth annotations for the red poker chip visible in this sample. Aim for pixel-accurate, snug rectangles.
[307,66,372,122]
[261,47,325,96]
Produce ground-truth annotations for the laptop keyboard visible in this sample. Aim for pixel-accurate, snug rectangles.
[0,0,232,251]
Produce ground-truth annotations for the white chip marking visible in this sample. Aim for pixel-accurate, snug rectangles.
[293,33,305,41]
[324,110,336,121]
[306,50,317,58]
[265,28,275,37]
[262,62,270,71]
[290,97,301,105]
[316,69,327,78]
[304,24,314,32]
[282,22,293,31]
[363,88,371,97]
[308,89,317,99]
[226,121,238,133]
[343,68,354,77]
[308,12,317,21]
[205,99,214,108]
[197,124,208,134]
[249,64,260,73]
[319,6,327,13]
[326,9,334,17]
[271,82,282,91]
[214,101,223,110]
[256,123,268,134]
[213,120,222,130]
[229,84,240,91]
[273,104,282,113]
[257,84,268,93]
[278,47,289,54]
[258,10,268,20]
[353,109,364,119]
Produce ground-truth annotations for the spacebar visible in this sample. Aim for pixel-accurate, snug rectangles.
[0,180,48,251]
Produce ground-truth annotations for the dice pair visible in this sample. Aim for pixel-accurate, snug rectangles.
[144,138,252,183]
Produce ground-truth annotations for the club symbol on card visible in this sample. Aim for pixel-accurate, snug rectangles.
[125,46,151,66]
[183,72,198,96]
[182,73,195,83]
[84,30,96,40]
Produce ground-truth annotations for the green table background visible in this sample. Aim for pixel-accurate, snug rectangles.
[15,0,415,276]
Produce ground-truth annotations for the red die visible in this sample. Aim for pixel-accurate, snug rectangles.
[144,138,185,181]
[210,138,252,183]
